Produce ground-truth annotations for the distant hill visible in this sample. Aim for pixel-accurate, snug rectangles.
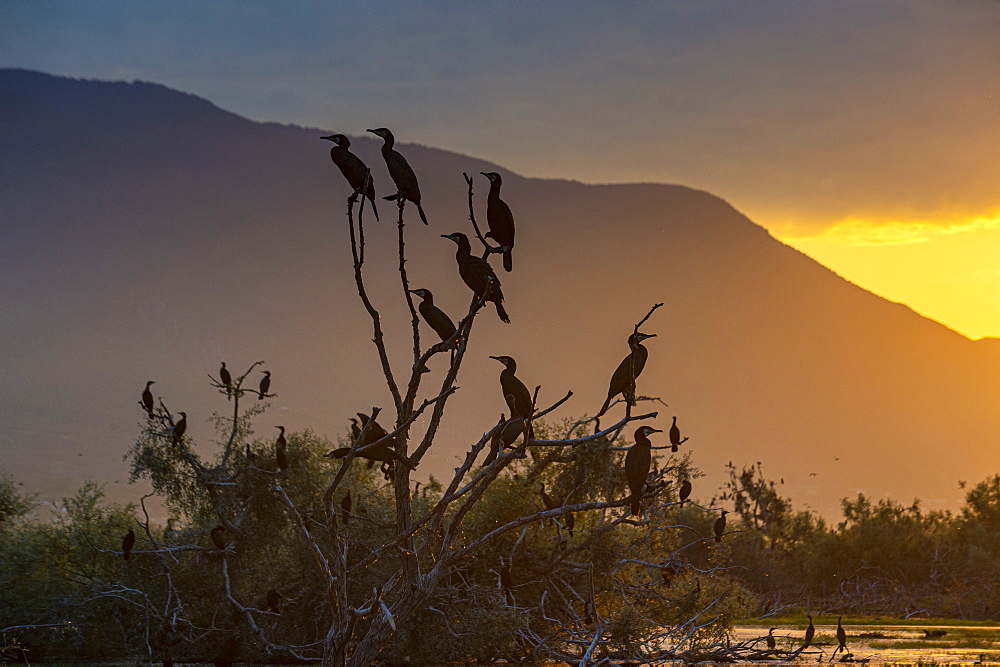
[2,69,998,517]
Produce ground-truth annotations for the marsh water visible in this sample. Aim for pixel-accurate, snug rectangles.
[732,623,1000,664]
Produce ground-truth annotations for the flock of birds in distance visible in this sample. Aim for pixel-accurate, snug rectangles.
[117,127,856,653]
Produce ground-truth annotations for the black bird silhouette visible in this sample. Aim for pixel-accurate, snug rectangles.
[210,525,227,551]
[625,426,662,516]
[597,332,656,417]
[408,288,457,343]
[121,527,135,561]
[481,171,515,272]
[678,479,692,505]
[321,134,379,220]
[325,413,415,470]
[245,443,256,463]
[835,615,848,656]
[275,426,288,471]
[485,414,526,465]
[258,370,271,399]
[714,509,728,543]
[341,491,352,525]
[564,510,575,535]
[803,614,815,649]
[367,127,427,224]
[766,627,776,650]
[539,483,557,511]
[263,588,283,613]
[172,412,187,447]
[499,556,514,605]
[141,381,155,415]
[219,362,232,399]
[442,232,510,323]
[489,355,532,419]
[669,416,681,453]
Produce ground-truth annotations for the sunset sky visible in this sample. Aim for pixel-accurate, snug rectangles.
[4,1,997,338]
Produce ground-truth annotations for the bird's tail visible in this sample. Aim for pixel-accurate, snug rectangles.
[417,201,428,225]
[715,534,722,543]
[324,448,351,459]
[597,395,611,418]
[368,192,380,221]
[630,493,642,516]
[495,301,510,324]
[503,249,512,272]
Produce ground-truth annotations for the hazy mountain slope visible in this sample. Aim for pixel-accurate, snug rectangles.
[3,69,997,516]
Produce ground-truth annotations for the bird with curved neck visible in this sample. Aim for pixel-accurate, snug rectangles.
[367,127,427,224]
[442,232,510,323]
[408,288,457,343]
[219,362,231,399]
[714,509,728,543]
[324,413,416,470]
[275,425,288,471]
[669,416,681,453]
[625,425,662,516]
[172,412,187,447]
[258,370,271,400]
[489,355,532,419]
[597,332,656,417]
[481,171,515,272]
[321,134,379,221]
[141,380,156,415]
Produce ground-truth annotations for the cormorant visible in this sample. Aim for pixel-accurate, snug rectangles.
[625,425,662,516]
[499,556,514,605]
[264,588,283,613]
[141,381,155,415]
[325,413,415,470]
[539,483,556,511]
[122,527,135,561]
[258,371,271,400]
[597,332,656,417]
[442,232,510,323]
[679,479,692,504]
[481,171,515,272]
[275,426,288,471]
[564,510,575,535]
[714,509,728,543]
[835,615,848,655]
[367,128,427,224]
[210,525,227,551]
[803,614,815,648]
[245,443,256,463]
[321,134,379,220]
[408,288,457,343]
[766,628,776,650]
[341,491,352,525]
[489,356,532,419]
[669,416,681,453]
[219,362,232,399]
[172,412,187,447]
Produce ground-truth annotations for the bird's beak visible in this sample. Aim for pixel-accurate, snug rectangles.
[366,128,377,135]
[488,356,502,362]
[649,428,663,434]
[638,333,657,341]
[320,135,333,141]
[480,172,489,177]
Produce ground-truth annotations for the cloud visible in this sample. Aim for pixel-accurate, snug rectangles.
[787,214,1000,246]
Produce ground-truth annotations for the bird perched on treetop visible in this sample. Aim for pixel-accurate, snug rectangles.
[172,412,187,447]
[442,232,510,323]
[669,416,681,453]
[367,127,427,224]
[489,356,532,419]
[141,381,155,415]
[597,332,656,417]
[122,527,135,561]
[258,370,271,400]
[275,425,288,471]
[625,425,662,516]
[219,362,232,399]
[714,509,728,543]
[481,171,515,272]
[325,413,415,470]
[321,134,379,220]
[408,289,457,343]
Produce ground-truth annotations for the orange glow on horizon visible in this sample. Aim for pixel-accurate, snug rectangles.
[771,214,1000,340]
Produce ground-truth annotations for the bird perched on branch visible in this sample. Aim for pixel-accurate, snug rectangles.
[766,628,776,650]
[258,370,271,400]
[141,381,155,415]
[678,479,692,505]
[714,509,728,543]
[275,425,288,471]
[835,615,848,656]
[172,412,187,447]
[625,425,662,516]
[219,362,232,399]
[489,356,532,419]
[210,525,227,551]
[597,332,655,417]
[325,413,415,470]
[321,133,379,220]
[442,232,510,323]
[669,416,681,452]
[367,127,427,224]
[408,289,457,343]
[802,614,815,649]
[341,491,352,525]
[481,171,515,272]
[121,527,135,561]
